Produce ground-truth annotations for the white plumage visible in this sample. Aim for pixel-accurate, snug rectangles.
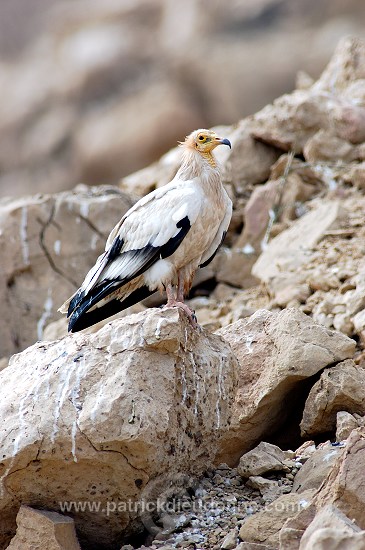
[60,129,232,332]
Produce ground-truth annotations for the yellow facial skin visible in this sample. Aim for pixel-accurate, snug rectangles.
[194,131,228,153]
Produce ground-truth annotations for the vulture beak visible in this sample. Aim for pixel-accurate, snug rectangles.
[217,137,232,149]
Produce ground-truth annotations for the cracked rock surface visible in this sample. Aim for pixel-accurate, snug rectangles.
[0,185,132,357]
[0,308,238,549]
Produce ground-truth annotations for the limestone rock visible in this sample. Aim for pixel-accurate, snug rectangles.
[6,505,81,550]
[314,428,365,529]
[220,527,238,549]
[303,129,361,163]
[246,476,283,502]
[336,411,360,441]
[281,428,365,548]
[239,490,315,547]
[216,308,355,463]
[316,37,365,94]
[222,120,280,195]
[238,442,286,478]
[299,504,365,550]
[0,185,133,356]
[0,308,239,549]
[236,171,315,255]
[0,358,8,372]
[300,360,365,437]
[252,201,347,293]
[3,1,357,199]
[250,37,365,153]
[294,441,316,463]
[214,248,260,290]
[292,443,345,493]
[234,544,277,550]
[344,162,365,189]
[119,147,181,199]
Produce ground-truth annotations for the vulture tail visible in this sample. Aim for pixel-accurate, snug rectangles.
[68,282,154,333]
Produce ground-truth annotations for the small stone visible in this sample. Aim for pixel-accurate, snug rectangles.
[283,449,296,459]
[336,410,359,441]
[238,442,286,478]
[220,528,238,549]
[217,463,231,471]
[213,474,226,485]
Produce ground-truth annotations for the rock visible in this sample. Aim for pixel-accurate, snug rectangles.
[300,359,365,437]
[281,428,365,548]
[238,490,315,548]
[299,504,365,550]
[0,358,8,372]
[316,37,365,95]
[0,308,239,548]
[336,411,359,441]
[6,505,81,550]
[294,441,316,463]
[279,502,317,550]
[216,308,356,464]
[352,309,365,333]
[303,130,360,163]
[222,120,280,195]
[234,544,277,550]
[314,428,365,529]
[292,443,344,493]
[235,168,316,256]
[250,89,322,152]
[250,37,365,154]
[220,527,238,549]
[3,1,358,198]
[246,476,282,502]
[74,79,200,184]
[214,248,260,290]
[0,185,133,356]
[344,162,365,189]
[252,201,347,294]
[119,147,181,199]
[238,442,286,478]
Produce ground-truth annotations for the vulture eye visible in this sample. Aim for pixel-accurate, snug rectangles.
[198,135,206,141]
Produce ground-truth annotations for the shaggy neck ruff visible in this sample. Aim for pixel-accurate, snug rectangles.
[177,147,221,184]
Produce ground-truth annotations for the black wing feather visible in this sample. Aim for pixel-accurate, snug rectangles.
[199,231,227,268]
[68,284,154,332]
[67,216,191,332]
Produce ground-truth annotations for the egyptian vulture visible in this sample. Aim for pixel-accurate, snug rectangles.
[60,129,232,332]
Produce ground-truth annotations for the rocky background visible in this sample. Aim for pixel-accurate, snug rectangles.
[1,0,365,198]
[1,2,365,549]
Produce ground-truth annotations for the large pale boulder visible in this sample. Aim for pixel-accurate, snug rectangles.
[299,504,365,550]
[216,308,355,464]
[6,506,81,550]
[0,185,133,356]
[239,490,315,548]
[300,359,365,437]
[0,308,239,549]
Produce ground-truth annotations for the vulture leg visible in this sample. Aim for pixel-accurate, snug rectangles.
[164,283,197,327]
[177,274,185,303]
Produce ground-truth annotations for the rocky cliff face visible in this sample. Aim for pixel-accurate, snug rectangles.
[1,0,365,198]
[1,35,365,550]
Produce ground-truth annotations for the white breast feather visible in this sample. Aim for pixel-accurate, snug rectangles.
[144,259,174,289]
